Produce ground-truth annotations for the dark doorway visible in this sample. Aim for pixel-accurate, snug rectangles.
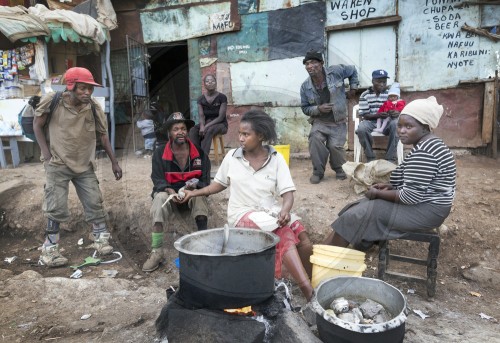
[148,43,190,118]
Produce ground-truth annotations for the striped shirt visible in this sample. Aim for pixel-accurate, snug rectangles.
[390,138,456,206]
[358,87,388,117]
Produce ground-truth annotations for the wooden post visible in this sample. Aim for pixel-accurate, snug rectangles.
[482,82,495,144]
[493,71,498,158]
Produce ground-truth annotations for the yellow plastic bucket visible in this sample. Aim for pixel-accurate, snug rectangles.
[313,245,365,262]
[310,255,367,288]
[273,145,290,165]
[310,245,367,288]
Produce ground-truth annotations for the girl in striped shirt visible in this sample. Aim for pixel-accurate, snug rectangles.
[324,96,456,250]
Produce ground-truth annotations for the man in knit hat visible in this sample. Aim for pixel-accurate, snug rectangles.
[300,49,359,184]
[356,69,400,163]
[33,67,122,267]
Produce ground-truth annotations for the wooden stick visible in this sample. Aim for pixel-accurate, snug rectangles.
[461,24,500,42]
[493,70,498,158]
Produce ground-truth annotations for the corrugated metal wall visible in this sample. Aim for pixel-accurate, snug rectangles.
[132,0,499,151]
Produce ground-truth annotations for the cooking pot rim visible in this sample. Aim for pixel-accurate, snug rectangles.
[174,227,280,256]
[310,276,407,334]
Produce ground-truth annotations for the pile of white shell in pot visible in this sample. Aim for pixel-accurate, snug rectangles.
[325,297,392,324]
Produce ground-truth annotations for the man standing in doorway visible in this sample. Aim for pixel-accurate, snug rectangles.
[300,50,359,184]
[33,67,122,267]
[356,69,399,162]
[143,112,211,272]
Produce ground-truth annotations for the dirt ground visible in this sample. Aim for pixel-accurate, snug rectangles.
[0,149,499,342]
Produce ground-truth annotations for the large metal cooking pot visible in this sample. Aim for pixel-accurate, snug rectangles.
[310,276,407,343]
[174,228,280,309]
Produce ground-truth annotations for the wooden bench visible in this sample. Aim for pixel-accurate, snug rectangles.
[211,134,225,165]
[377,230,440,297]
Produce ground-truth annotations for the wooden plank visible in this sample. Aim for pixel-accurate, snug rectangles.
[493,72,498,158]
[482,82,495,144]
[325,15,401,32]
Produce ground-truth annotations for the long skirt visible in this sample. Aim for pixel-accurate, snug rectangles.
[236,212,305,278]
[332,198,451,249]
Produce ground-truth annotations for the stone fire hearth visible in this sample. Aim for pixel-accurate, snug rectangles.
[155,286,322,343]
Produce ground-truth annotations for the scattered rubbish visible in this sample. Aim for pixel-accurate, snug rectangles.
[70,256,101,269]
[92,251,123,264]
[70,269,83,279]
[407,289,416,294]
[80,314,92,320]
[77,238,84,246]
[4,256,17,264]
[166,286,176,299]
[174,257,180,268]
[469,291,482,297]
[99,269,118,278]
[0,290,10,298]
[413,309,430,319]
[478,313,498,323]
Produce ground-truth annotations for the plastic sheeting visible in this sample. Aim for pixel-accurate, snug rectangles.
[0,5,50,42]
[28,4,106,45]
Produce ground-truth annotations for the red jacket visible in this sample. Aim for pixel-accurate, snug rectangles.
[377,99,406,113]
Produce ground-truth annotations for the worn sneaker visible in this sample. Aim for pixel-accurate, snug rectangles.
[142,249,165,272]
[39,244,68,267]
[309,174,323,184]
[87,232,114,255]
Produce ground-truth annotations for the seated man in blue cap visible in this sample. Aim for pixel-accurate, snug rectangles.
[356,69,400,163]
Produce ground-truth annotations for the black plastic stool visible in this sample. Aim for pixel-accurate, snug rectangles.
[377,230,440,297]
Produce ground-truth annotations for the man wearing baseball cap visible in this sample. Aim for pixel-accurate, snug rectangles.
[300,49,359,184]
[144,112,211,272]
[356,69,400,163]
[33,67,122,267]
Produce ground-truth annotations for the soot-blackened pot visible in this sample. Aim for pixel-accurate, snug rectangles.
[174,228,280,309]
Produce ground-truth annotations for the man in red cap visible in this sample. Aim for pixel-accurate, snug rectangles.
[33,67,122,267]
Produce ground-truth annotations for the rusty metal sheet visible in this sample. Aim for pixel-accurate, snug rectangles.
[268,2,325,60]
[217,12,269,62]
[224,105,259,148]
[481,5,500,26]
[225,106,309,151]
[144,0,221,9]
[326,0,396,26]
[140,1,240,43]
[110,10,143,50]
[259,0,300,12]
[404,87,484,148]
[230,57,307,106]
[188,39,202,121]
[398,2,497,91]
[263,106,310,152]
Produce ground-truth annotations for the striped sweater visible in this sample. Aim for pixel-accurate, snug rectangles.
[390,138,456,206]
[358,87,388,117]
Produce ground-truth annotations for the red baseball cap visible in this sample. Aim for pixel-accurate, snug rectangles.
[64,67,102,91]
